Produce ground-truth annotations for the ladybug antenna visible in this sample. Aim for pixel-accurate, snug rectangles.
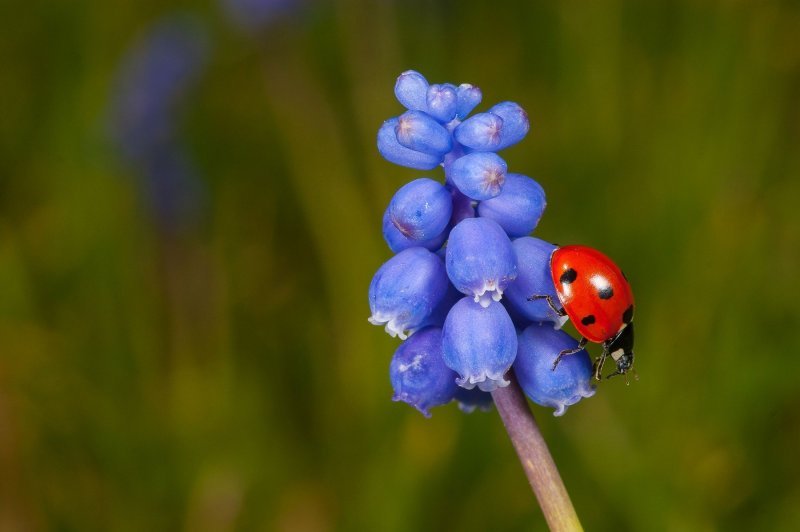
[605,367,638,385]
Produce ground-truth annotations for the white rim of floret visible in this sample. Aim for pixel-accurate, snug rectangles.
[456,400,493,414]
[551,381,597,417]
[368,312,410,340]
[457,401,478,414]
[472,280,504,308]
[456,370,510,392]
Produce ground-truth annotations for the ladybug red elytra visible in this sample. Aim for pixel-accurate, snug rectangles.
[529,245,635,381]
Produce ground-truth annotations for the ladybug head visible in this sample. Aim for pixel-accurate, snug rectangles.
[605,323,634,381]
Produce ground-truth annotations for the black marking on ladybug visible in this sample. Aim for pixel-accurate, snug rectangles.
[622,304,634,324]
[560,268,577,285]
[581,314,596,326]
[598,286,614,300]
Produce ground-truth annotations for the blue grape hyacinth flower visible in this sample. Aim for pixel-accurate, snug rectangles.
[369,247,449,339]
[447,152,508,200]
[455,83,482,120]
[394,70,430,112]
[395,111,453,157]
[390,327,460,417]
[486,101,530,150]
[477,173,546,238]
[442,297,517,391]
[453,112,504,152]
[426,83,459,123]
[504,236,568,326]
[370,70,597,417]
[378,117,443,170]
[452,101,529,152]
[446,217,517,307]
[381,208,448,253]
[514,323,596,416]
[389,178,452,241]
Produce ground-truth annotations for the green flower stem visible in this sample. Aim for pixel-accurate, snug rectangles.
[491,372,584,532]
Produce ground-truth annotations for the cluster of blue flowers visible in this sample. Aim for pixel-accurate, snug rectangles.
[369,71,596,417]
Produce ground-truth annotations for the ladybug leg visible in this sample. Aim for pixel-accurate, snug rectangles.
[527,294,566,317]
[594,338,620,380]
[593,352,608,381]
[551,337,588,371]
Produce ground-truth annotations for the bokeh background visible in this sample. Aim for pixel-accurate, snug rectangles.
[1,0,799,530]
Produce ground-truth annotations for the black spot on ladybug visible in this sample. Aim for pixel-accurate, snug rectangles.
[598,286,614,300]
[581,314,596,326]
[622,304,634,324]
[560,268,577,285]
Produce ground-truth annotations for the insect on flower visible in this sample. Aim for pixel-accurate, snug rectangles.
[530,245,636,382]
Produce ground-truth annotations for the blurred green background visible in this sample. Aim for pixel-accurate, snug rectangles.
[1,0,799,530]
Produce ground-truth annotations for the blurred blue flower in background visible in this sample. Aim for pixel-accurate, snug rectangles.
[109,14,209,232]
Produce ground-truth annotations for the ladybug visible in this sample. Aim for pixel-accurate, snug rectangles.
[529,245,635,381]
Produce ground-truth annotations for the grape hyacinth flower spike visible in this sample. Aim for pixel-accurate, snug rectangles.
[368,70,603,530]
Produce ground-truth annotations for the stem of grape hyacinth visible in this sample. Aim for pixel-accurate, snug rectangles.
[491,372,584,532]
